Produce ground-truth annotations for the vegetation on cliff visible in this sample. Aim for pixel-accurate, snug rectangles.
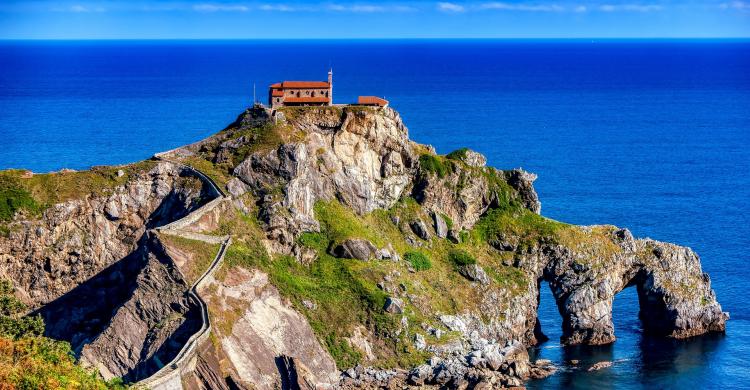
[0,280,124,389]
[1,106,726,388]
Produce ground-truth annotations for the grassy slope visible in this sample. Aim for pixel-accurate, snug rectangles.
[0,161,157,226]
[184,110,623,370]
[0,280,123,389]
[158,233,221,285]
[0,336,125,389]
[208,185,574,370]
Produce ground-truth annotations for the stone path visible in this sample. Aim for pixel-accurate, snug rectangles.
[133,157,232,390]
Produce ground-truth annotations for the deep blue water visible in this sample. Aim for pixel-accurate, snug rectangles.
[1,40,749,388]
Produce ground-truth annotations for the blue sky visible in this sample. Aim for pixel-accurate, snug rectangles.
[1,0,748,39]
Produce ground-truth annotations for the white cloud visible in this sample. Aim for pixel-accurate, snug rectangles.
[478,2,564,12]
[719,1,750,11]
[436,2,667,14]
[193,3,250,12]
[438,2,466,12]
[598,4,663,12]
[249,3,417,13]
[68,4,105,13]
[329,4,381,12]
[258,4,298,12]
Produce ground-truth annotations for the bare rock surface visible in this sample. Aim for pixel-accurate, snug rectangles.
[0,161,207,308]
[204,267,339,390]
[1,105,727,389]
[232,107,416,252]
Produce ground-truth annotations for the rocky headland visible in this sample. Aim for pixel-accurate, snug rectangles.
[0,105,727,389]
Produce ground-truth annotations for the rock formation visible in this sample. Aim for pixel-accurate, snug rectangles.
[0,105,727,389]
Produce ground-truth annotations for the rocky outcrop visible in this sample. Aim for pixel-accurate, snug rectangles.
[158,106,726,388]
[540,227,727,345]
[0,161,209,308]
[231,107,417,252]
[0,160,230,384]
[78,234,202,381]
[1,105,727,389]
[203,268,339,390]
[332,238,378,261]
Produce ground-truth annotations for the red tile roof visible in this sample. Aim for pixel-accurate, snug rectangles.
[284,96,330,104]
[358,96,389,106]
[269,81,330,89]
[271,89,284,97]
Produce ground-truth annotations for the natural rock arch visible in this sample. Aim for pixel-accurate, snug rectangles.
[531,227,727,346]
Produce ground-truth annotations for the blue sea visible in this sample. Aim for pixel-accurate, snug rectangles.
[1,40,749,388]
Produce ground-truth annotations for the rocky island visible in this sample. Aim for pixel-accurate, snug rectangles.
[0,105,727,389]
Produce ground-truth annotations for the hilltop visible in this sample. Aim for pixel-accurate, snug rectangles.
[0,105,727,389]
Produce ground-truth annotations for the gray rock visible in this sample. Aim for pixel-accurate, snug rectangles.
[447,229,461,244]
[458,264,490,285]
[384,297,404,314]
[587,361,612,371]
[226,177,249,198]
[432,212,448,239]
[462,150,487,167]
[505,168,541,214]
[414,333,426,350]
[302,300,317,310]
[332,238,377,260]
[410,219,432,241]
[439,315,467,333]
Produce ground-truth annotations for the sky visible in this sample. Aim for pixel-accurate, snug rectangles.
[0,0,748,39]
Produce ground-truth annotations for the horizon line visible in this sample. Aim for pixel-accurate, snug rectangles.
[2,37,750,41]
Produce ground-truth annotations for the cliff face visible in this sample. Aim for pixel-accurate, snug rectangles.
[1,105,727,389]
[0,161,217,381]
[0,161,208,307]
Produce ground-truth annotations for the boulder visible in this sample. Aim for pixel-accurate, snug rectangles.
[410,220,432,241]
[432,212,448,239]
[458,264,490,285]
[587,361,612,372]
[462,150,487,167]
[414,333,427,350]
[332,239,377,260]
[384,297,404,314]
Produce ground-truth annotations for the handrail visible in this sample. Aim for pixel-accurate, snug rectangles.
[135,235,230,389]
[152,154,227,198]
[132,155,233,389]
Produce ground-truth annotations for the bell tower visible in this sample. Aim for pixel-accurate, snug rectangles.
[328,69,333,106]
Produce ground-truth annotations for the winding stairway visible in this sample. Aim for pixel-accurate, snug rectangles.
[134,157,232,390]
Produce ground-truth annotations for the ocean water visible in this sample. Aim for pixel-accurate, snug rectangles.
[1,40,749,388]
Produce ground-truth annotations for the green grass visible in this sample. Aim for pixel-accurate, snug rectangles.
[418,154,453,178]
[0,161,156,221]
[0,175,42,221]
[313,201,383,247]
[448,249,476,266]
[158,234,221,285]
[472,207,566,251]
[404,251,432,271]
[297,231,329,252]
[445,148,469,161]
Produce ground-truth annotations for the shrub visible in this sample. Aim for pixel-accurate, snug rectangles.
[0,280,43,339]
[0,279,121,388]
[0,175,41,221]
[297,231,329,252]
[404,251,432,271]
[445,148,469,161]
[448,249,476,266]
[418,154,451,178]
